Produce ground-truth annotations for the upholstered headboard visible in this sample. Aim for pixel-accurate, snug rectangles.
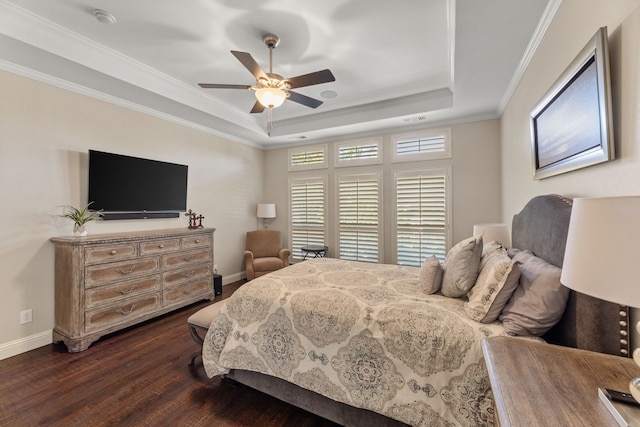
[511,194,629,357]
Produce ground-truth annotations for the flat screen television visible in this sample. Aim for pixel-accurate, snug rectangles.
[88,150,188,220]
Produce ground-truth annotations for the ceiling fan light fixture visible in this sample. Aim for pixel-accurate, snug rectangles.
[255,87,286,108]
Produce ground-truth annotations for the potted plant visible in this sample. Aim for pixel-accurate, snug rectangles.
[60,202,103,236]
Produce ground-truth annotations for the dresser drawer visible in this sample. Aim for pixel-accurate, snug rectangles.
[162,249,211,270]
[85,276,161,309]
[85,258,159,288]
[182,234,212,249]
[163,278,212,306]
[85,293,161,333]
[163,264,211,287]
[140,239,180,255]
[84,243,138,264]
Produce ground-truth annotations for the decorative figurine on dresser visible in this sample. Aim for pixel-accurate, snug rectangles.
[185,209,205,229]
[50,227,215,352]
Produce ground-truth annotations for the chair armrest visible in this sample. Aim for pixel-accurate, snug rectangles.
[244,250,255,280]
[279,248,291,267]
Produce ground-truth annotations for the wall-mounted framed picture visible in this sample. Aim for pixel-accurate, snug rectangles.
[529,27,614,180]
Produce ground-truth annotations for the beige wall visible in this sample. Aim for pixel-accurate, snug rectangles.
[0,70,264,357]
[264,119,503,262]
[501,0,640,218]
[500,0,640,348]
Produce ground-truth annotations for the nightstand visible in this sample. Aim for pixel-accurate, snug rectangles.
[482,336,640,426]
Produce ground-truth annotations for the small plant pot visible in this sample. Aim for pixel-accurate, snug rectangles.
[74,225,88,237]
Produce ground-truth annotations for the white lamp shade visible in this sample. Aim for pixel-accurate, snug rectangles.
[561,196,640,308]
[473,223,511,247]
[255,88,286,108]
[256,203,276,219]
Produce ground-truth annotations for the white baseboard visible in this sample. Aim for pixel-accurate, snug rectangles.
[0,330,52,361]
[222,271,246,285]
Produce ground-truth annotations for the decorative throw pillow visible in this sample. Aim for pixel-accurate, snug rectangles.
[464,248,521,323]
[420,255,444,294]
[441,235,483,298]
[482,240,504,256]
[498,251,570,336]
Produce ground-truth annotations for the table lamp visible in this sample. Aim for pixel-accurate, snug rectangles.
[473,223,511,248]
[560,196,640,402]
[257,203,276,229]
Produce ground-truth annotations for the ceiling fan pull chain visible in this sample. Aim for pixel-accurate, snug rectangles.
[268,107,273,136]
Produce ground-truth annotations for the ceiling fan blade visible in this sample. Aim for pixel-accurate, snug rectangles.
[250,100,266,114]
[198,83,252,89]
[231,51,268,81]
[287,91,323,108]
[286,69,335,89]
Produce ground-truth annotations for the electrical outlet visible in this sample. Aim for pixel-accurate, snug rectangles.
[20,309,32,324]
[214,264,218,274]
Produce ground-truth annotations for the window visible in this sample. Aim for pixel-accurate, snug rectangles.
[392,129,451,162]
[289,176,326,258]
[334,138,383,167]
[337,173,381,262]
[288,144,328,171]
[394,168,450,265]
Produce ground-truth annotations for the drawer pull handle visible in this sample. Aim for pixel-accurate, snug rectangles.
[110,250,117,255]
[115,285,137,295]
[159,244,164,249]
[183,271,195,278]
[183,256,194,262]
[116,304,137,315]
[116,265,136,275]
[195,239,200,244]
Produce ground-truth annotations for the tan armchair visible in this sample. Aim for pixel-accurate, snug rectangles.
[244,230,291,280]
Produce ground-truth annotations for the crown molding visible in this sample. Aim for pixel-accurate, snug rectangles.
[497,0,563,114]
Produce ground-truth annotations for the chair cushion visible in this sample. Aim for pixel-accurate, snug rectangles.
[187,301,225,329]
[253,256,285,272]
[246,230,282,258]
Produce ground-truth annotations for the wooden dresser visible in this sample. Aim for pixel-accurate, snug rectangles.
[51,228,215,352]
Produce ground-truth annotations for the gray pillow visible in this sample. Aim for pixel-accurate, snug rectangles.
[441,235,483,298]
[420,255,444,294]
[464,248,520,323]
[498,251,570,336]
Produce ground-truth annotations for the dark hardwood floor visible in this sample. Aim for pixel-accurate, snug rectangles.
[0,281,340,427]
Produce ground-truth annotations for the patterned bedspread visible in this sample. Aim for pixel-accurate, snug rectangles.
[202,258,511,426]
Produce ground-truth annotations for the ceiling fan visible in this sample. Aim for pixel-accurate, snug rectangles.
[198,34,336,114]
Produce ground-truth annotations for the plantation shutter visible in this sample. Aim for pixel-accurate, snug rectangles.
[290,177,326,258]
[396,135,446,156]
[337,174,380,262]
[338,143,379,161]
[392,129,451,162]
[288,145,328,170]
[396,170,448,265]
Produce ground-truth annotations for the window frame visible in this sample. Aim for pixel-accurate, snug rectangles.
[335,172,383,263]
[288,175,328,260]
[392,167,452,265]
[334,137,383,168]
[288,144,328,171]
[391,128,452,163]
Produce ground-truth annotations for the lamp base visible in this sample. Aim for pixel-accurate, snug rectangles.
[630,322,640,403]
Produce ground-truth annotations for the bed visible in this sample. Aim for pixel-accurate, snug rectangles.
[201,194,627,426]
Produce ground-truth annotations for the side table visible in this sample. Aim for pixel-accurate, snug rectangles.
[301,245,328,259]
[482,336,639,426]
